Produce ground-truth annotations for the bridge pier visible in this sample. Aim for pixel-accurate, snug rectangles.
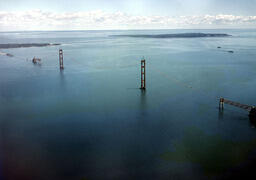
[219,97,224,109]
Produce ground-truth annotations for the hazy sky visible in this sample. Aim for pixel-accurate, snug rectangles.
[0,0,256,30]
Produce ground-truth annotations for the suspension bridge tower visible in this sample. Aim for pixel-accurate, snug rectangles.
[141,58,146,90]
[59,49,64,69]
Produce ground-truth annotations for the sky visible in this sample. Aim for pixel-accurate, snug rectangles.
[0,0,256,30]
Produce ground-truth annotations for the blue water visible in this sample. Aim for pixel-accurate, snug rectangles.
[1,29,256,180]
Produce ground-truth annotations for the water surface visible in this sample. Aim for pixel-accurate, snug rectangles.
[1,29,256,180]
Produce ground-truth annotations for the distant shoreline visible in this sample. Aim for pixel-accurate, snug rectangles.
[112,33,232,38]
[0,43,61,49]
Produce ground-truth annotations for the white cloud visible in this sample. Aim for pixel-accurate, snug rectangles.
[0,10,256,31]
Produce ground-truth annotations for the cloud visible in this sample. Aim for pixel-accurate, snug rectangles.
[0,10,256,31]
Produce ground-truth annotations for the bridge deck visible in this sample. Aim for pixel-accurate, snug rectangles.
[223,99,253,111]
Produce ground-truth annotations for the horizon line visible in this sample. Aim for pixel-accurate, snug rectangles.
[1,28,256,33]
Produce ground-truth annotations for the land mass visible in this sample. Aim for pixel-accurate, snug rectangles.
[112,33,231,38]
[0,43,61,49]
